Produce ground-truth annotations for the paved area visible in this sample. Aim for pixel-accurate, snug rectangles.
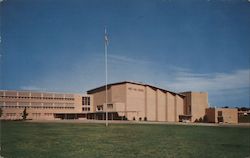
[25,119,250,128]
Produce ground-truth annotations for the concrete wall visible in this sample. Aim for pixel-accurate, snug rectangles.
[0,90,87,120]
[181,92,208,122]
[91,88,112,111]
[2,107,78,120]
[88,82,222,123]
[111,84,126,103]
[191,92,208,122]
[111,84,126,114]
[87,82,186,122]
[166,92,175,122]
[206,108,238,123]
[114,102,126,116]
[146,86,156,121]
[126,83,146,120]
[5,85,239,124]
[182,92,191,115]
[205,108,216,123]
[176,95,184,122]
[157,90,166,121]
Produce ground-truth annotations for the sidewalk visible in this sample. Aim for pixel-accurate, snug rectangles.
[25,119,250,128]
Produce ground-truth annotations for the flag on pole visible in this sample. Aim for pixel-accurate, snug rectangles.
[104,28,109,46]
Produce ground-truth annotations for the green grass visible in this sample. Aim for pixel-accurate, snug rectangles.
[1,121,250,158]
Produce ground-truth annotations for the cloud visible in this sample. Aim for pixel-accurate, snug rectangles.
[20,85,46,91]
[166,69,250,92]
[164,68,250,106]
[166,65,191,73]
[108,54,151,64]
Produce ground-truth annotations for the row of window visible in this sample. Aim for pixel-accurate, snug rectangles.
[5,113,16,117]
[32,113,41,117]
[4,113,54,117]
[0,106,75,109]
[96,104,113,111]
[1,103,74,106]
[0,96,75,101]
[82,107,91,111]
[82,97,90,105]
[44,113,53,116]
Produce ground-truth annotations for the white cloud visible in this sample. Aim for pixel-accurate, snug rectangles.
[108,54,151,64]
[164,68,250,106]
[20,86,45,91]
[166,69,250,92]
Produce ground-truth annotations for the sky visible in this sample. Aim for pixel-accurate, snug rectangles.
[0,0,249,107]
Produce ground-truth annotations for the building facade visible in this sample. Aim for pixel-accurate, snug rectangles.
[4,81,238,123]
[181,92,208,122]
[87,81,208,122]
[0,90,93,120]
[205,108,238,124]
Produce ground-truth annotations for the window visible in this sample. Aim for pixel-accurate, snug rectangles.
[7,113,16,117]
[107,104,113,110]
[45,113,53,116]
[32,113,41,117]
[82,107,90,111]
[82,97,85,105]
[218,111,222,117]
[97,105,103,111]
[87,97,90,105]
[82,97,90,105]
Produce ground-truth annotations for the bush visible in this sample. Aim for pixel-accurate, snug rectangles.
[0,108,2,117]
[203,115,208,123]
[238,115,250,123]
[22,107,28,120]
[123,116,128,120]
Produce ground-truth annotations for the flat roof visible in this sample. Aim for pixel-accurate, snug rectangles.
[87,81,185,97]
[0,89,88,96]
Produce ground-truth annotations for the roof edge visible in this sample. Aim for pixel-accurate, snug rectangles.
[87,81,185,97]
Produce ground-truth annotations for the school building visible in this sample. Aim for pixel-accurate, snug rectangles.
[0,81,238,123]
[0,90,93,120]
[87,81,208,122]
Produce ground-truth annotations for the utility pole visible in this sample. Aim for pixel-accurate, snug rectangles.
[104,27,109,127]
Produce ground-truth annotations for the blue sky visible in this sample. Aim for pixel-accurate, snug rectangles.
[1,0,249,107]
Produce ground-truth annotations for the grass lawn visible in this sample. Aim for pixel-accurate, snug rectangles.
[0,121,250,158]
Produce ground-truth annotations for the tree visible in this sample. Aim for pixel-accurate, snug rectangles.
[0,108,2,117]
[203,115,208,123]
[22,107,28,120]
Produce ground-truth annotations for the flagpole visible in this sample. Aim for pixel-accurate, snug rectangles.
[104,27,108,127]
